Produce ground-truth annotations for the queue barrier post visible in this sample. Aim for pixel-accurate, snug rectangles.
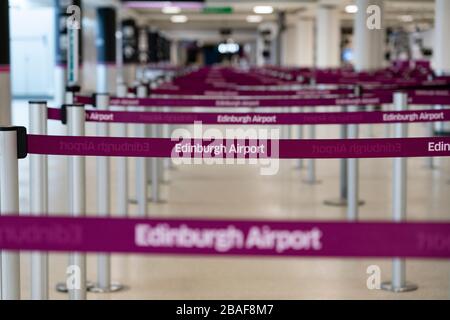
[381,92,418,293]
[347,105,359,221]
[29,101,49,300]
[162,106,173,180]
[136,85,148,216]
[426,119,436,169]
[151,117,162,203]
[296,107,304,169]
[0,127,24,300]
[89,94,124,293]
[68,104,87,300]
[116,83,129,216]
[303,77,320,183]
[303,107,319,185]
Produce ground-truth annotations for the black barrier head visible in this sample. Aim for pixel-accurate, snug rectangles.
[92,93,109,108]
[29,101,47,106]
[354,85,363,97]
[60,104,84,125]
[0,127,28,159]
[66,85,81,93]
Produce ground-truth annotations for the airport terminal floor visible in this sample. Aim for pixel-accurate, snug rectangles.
[11,100,450,300]
[1,0,450,304]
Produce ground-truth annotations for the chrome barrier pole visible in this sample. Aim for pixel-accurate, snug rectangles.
[136,85,148,216]
[162,106,172,179]
[0,127,21,300]
[29,101,48,300]
[325,106,348,206]
[296,107,304,169]
[151,116,162,203]
[426,120,436,169]
[67,104,87,300]
[381,92,418,292]
[116,83,128,216]
[347,105,359,221]
[303,107,319,184]
[90,94,123,293]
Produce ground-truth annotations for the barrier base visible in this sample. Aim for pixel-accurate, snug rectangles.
[88,282,125,293]
[380,281,418,293]
[302,179,321,185]
[323,198,365,207]
[151,199,167,204]
[55,281,95,293]
[129,198,151,204]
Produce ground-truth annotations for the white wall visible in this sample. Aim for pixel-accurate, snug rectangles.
[10,7,55,97]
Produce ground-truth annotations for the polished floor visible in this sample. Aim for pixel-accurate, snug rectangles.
[10,101,450,299]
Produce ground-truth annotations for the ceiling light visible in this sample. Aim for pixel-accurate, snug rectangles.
[162,6,181,14]
[345,5,358,14]
[246,15,263,23]
[253,6,273,14]
[399,15,414,22]
[171,15,188,23]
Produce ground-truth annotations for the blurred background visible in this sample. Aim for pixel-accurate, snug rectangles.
[7,0,439,99]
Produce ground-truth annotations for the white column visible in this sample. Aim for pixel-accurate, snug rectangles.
[257,22,279,66]
[282,15,314,67]
[170,40,179,66]
[354,0,385,71]
[434,0,450,73]
[97,64,116,93]
[316,4,340,68]
[295,18,314,67]
[434,0,450,134]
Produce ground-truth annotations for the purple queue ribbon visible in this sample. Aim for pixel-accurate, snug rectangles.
[0,215,449,259]
[48,107,450,125]
[27,135,450,159]
[74,94,450,108]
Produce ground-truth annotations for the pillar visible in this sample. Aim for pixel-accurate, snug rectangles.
[170,39,179,66]
[434,0,450,134]
[316,3,340,68]
[0,0,11,126]
[96,7,116,93]
[257,22,279,66]
[282,16,314,67]
[354,0,385,71]
[121,18,138,86]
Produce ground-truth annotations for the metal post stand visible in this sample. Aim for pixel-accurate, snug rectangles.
[381,92,418,293]
[29,101,49,300]
[55,104,90,299]
[303,107,320,184]
[296,107,304,169]
[0,127,22,300]
[347,105,359,221]
[89,94,123,293]
[325,106,365,207]
[116,83,129,216]
[136,85,148,216]
[426,116,436,169]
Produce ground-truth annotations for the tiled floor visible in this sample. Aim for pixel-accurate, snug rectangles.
[9,100,450,299]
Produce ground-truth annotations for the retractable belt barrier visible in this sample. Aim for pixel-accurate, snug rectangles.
[74,92,450,107]
[25,134,450,159]
[48,107,450,125]
[0,216,449,259]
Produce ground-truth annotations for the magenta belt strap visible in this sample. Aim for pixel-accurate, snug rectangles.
[0,216,448,258]
[26,135,450,159]
[47,107,450,125]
